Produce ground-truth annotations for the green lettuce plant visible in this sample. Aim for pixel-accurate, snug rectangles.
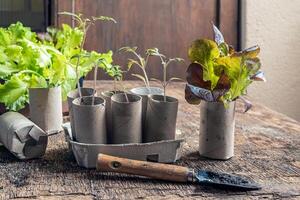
[0,20,115,111]
[185,24,265,107]
[146,48,184,101]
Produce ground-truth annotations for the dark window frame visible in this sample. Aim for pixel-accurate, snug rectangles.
[0,0,52,32]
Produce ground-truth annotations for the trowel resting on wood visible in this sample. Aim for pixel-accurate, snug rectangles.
[97,154,261,191]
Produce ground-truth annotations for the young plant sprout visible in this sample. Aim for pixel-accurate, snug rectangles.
[59,12,116,98]
[119,47,155,88]
[106,65,123,93]
[147,48,184,102]
[105,65,129,103]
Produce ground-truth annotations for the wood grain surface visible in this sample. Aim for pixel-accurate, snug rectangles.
[0,81,299,199]
[55,0,239,80]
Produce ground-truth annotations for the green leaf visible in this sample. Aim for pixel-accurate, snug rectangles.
[0,62,19,79]
[0,28,12,46]
[58,12,83,24]
[218,42,229,56]
[235,45,260,58]
[188,39,220,64]
[0,75,28,111]
[127,59,140,70]
[92,16,117,23]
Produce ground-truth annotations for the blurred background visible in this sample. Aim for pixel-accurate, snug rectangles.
[0,0,299,121]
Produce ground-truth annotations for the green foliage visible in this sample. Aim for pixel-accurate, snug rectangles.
[119,46,152,87]
[185,24,264,106]
[58,12,116,98]
[147,48,184,101]
[0,21,115,111]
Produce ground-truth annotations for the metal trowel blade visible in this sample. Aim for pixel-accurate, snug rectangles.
[196,170,261,190]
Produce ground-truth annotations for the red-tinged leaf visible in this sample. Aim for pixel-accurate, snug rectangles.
[185,84,201,105]
[186,63,211,89]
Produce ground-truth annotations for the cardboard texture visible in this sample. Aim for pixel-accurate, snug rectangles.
[67,88,96,140]
[111,93,142,144]
[199,101,236,160]
[130,87,163,134]
[0,112,48,159]
[72,96,107,144]
[63,123,183,168]
[100,91,122,143]
[29,87,63,134]
[145,95,179,142]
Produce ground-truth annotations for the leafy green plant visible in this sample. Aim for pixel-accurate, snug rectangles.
[119,46,154,88]
[58,12,116,98]
[185,24,265,106]
[0,22,71,110]
[146,48,184,101]
[0,20,115,111]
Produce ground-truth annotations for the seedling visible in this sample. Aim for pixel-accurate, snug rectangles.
[105,65,123,93]
[147,48,184,102]
[119,47,155,88]
[59,12,116,98]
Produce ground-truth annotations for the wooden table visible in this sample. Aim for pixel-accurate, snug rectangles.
[0,81,299,199]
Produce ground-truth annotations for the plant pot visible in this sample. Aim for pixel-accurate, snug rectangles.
[145,95,179,142]
[100,91,122,143]
[199,101,236,160]
[0,112,48,159]
[72,96,107,144]
[67,88,96,140]
[29,86,63,134]
[111,93,142,144]
[130,87,163,134]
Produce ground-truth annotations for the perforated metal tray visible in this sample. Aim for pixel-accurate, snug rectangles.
[63,123,183,168]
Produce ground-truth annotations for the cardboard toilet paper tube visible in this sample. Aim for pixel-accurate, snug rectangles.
[0,112,48,160]
[111,93,142,144]
[199,101,236,160]
[101,91,123,144]
[29,86,63,134]
[145,95,178,142]
[72,96,107,144]
[67,88,96,140]
[130,87,163,135]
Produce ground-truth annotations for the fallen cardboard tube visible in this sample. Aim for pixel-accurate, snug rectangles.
[29,86,63,134]
[145,95,178,142]
[111,93,142,144]
[0,112,48,159]
[129,87,163,135]
[67,88,96,140]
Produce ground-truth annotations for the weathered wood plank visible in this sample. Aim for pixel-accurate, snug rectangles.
[0,81,299,199]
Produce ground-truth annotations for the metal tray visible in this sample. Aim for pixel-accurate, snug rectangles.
[63,123,184,168]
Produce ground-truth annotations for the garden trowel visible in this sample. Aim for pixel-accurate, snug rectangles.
[97,154,261,191]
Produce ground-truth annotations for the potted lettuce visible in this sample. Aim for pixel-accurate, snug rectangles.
[185,24,265,160]
[0,22,113,134]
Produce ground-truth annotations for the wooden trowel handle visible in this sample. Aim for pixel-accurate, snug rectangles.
[97,154,192,182]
